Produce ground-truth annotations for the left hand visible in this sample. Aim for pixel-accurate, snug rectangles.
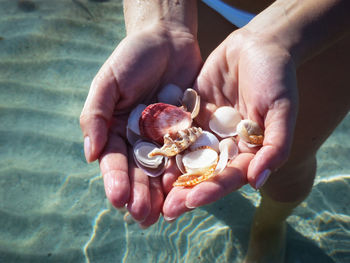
[162,27,298,220]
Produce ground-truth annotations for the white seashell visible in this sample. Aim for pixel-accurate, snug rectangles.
[182,147,219,174]
[182,88,200,119]
[189,131,220,152]
[213,141,229,176]
[175,153,186,174]
[127,104,147,135]
[133,140,167,177]
[157,83,183,106]
[209,106,242,138]
[173,145,228,187]
[236,119,264,147]
[173,135,235,188]
[134,141,163,168]
[219,138,239,160]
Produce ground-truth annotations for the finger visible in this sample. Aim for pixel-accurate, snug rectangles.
[192,43,238,108]
[127,148,151,222]
[238,139,260,154]
[247,99,296,189]
[99,133,129,208]
[139,177,164,228]
[162,158,181,195]
[162,187,193,221]
[163,153,253,219]
[185,153,252,208]
[193,98,217,131]
[80,63,120,163]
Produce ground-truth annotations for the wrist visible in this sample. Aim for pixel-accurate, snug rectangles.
[124,0,197,37]
[244,1,301,65]
[245,0,350,66]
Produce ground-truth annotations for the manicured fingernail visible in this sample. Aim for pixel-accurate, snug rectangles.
[185,202,197,209]
[164,216,177,222]
[84,136,91,163]
[255,169,271,189]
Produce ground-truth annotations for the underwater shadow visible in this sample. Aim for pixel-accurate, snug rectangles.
[201,191,335,263]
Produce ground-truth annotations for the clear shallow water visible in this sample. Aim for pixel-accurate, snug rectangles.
[0,0,349,262]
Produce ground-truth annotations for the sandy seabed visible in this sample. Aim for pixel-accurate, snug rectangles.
[0,0,349,262]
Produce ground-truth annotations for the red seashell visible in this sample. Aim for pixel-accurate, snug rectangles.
[139,103,192,144]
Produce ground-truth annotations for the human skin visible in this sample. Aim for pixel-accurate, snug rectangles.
[80,1,202,227]
[163,0,350,218]
[80,0,349,237]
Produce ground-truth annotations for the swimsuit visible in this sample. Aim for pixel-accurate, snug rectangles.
[202,0,255,27]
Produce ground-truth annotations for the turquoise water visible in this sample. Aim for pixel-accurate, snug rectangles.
[0,0,349,262]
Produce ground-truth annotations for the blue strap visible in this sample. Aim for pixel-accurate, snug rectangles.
[202,0,255,28]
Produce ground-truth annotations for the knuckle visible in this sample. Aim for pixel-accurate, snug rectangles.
[79,110,107,129]
[79,111,91,128]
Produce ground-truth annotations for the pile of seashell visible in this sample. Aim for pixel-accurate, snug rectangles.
[127,84,264,187]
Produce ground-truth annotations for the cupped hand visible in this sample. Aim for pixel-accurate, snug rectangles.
[163,28,298,220]
[80,24,202,227]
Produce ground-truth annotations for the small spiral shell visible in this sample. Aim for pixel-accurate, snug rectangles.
[148,127,203,157]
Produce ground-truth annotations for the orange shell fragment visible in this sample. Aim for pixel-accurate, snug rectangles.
[248,135,264,145]
[173,167,216,187]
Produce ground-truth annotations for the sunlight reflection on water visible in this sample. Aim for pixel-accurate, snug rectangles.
[0,0,349,262]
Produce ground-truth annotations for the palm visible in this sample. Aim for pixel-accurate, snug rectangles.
[81,26,202,227]
[162,29,298,219]
[102,27,202,111]
[120,35,200,108]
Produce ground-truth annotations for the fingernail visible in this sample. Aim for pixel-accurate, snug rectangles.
[255,169,271,189]
[164,216,177,222]
[185,202,197,209]
[84,136,91,163]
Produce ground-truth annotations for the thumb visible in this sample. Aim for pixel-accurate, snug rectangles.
[80,64,120,163]
[247,99,297,189]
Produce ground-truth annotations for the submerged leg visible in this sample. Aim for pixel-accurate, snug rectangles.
[197,1,350,262]
[245,157,316,263]
[245,32,350,262]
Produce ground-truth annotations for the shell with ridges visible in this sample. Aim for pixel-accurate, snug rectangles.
[139,103,192,144]
[173,146,221,187]
[173,167,216,187]
[148,127,203,157]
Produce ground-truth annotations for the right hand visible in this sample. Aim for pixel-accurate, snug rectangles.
[162,27,298,220]
[80,24,202,227]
